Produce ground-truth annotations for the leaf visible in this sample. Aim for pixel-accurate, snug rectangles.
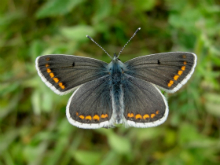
[129,127,162,142]
[0,130,18,153]
[73,150,102,165]
[60,25,95,42]
[178,123,201,146]
[169,9,201,33]
[108,133,131,154]
[204,93,220,117]
[31,90,41,115]
[23,142,48,164]
[92,0,111,24]
[133,0,156,11]
[36,0,85,18]
[100,151,120,165]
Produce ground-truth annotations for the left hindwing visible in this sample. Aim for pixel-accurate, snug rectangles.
[35,54,108,95]
[66,76,114,129]
[124,52,197,93]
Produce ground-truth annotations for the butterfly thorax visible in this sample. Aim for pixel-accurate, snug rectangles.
[108,56,126,85]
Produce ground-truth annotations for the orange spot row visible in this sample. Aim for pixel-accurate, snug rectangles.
[181,66,186,71]
[168,59,187,87]
[143,114,149,119]
[151,114,155,118]
[128,113,134,118]
[49,73,54,78]
[45,62,66,89]
[178,70,183,76]
[173,75,179,81]
[136,114,142,119]
[168,80,174,87]
[76,113,109,121]
[93,115,100,120]
[101,114,108,118]
[127,112,159,119]
[47,68,51,73]
[86,116,92,120]
[59,82,65,89]
[53,78,59,83]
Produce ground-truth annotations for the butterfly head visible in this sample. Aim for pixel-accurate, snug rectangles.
[107,53,126,74]
[113,53,119,61]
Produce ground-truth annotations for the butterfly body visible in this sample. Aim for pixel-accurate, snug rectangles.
[108,54,126,124]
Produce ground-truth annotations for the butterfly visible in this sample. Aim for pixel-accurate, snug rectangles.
[35,28,197,129]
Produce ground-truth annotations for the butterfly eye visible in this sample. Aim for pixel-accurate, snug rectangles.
[72,62,75,67]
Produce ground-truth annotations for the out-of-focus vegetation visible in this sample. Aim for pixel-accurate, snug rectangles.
[0,0,220,164]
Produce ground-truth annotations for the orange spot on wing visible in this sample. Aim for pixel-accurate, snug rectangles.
[93,115,100,121]
[183,61,187,65]
[128,113,134,118]
[50,73,54,78]
[178,70,183,75]
[143,114,150,119]
[182,55,186,58]
[168,80,174,87]
[45,64,49,67]
[135,114,142,119]
[101,114,108,118]
[85,115,92,120]
[76,112,79,116]
[151,114,155,118]
[46,57,50,61]
[156,110,159,115]
[181,66,186,71]
[53,78,59,83]
[173,75,179,80]
[79,115,84,119]
[59,82,65,89]
[47,68,51,73]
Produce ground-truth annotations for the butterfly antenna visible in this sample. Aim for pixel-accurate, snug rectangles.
[117,27,141,58]
[86,35,113,59]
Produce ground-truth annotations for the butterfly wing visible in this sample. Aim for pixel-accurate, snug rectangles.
[35,54,108,95]
[122,75,168,128]
[124,52,197,93]
[66,76,115,129]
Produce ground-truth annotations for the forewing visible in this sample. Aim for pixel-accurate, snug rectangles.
[122,75,168,128]
[125,52,197,93]
[35,54,108,95]
[66,76,114,129]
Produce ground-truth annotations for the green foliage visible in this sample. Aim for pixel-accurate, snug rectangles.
[0,0,220,164]
[36,0,85,18]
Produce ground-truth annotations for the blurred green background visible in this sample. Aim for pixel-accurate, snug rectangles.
[1,0,220,164]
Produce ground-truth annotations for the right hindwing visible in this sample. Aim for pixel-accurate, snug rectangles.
[122,75,168,128]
